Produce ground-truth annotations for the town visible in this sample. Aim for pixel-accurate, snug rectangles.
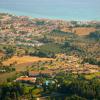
[0,13,100,47]
[0,13,100,100]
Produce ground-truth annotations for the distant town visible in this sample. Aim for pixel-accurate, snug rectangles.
[0,13,100,47]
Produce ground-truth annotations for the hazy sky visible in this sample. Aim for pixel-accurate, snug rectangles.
[0,0,99,6]
[0,0,99,20]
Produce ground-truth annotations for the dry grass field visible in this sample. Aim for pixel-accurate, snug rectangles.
[0,72,16,83]
[72,27,96,35]
[3,56,54,66]
[85,72,100,80]
[61,27,98,36]
[0,56,54,82]
[0,51,5,57]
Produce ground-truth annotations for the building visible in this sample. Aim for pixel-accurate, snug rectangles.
[15,76,36,83]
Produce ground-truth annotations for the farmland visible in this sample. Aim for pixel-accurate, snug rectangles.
[61,27,97,36]
[3,56,54,66]
[72,27,97,35]
[0,13,100,100]
[0,51,5,57]
[0,72,16,83]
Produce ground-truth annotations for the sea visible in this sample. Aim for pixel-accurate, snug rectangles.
[0,0,100,21]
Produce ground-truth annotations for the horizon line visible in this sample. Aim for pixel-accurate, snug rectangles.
[0,11,100,22]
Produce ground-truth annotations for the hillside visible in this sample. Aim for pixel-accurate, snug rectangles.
[0,13,100,100]
[61,27,98,35]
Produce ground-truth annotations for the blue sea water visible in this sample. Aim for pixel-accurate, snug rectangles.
[0,0,100,21]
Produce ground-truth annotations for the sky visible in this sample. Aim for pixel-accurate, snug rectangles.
[0,0,99,20]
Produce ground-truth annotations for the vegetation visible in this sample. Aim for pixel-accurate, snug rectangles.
[0,73,100,100]
[87,31,100,41]
[32,43,62,58]
[31,30,100,64]
[0,13,100,100]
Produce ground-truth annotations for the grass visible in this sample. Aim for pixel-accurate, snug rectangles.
[0,51,5,57]
[61,27,96,36]
[73,27,96,36]
[3,56,54,66]
[0,71,16,83]
[32,88,43,97]
[0,55,54,82]
[2,55,54,72]
[85,72,100,80]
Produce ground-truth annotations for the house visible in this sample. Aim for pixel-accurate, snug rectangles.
[16,76,36,83]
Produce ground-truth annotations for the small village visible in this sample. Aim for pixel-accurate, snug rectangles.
[14,54,100,84]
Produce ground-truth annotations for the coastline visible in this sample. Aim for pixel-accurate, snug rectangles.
[0,8,100,22]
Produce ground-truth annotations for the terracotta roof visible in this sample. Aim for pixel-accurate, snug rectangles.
[16,77,36,82]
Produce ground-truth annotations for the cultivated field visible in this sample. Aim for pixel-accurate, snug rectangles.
[0,72,16,83]
[73,27,96,35]
[3,56,54,66]
[0,51,5,57]
[0,56,54,82]
[61,27,98,36]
